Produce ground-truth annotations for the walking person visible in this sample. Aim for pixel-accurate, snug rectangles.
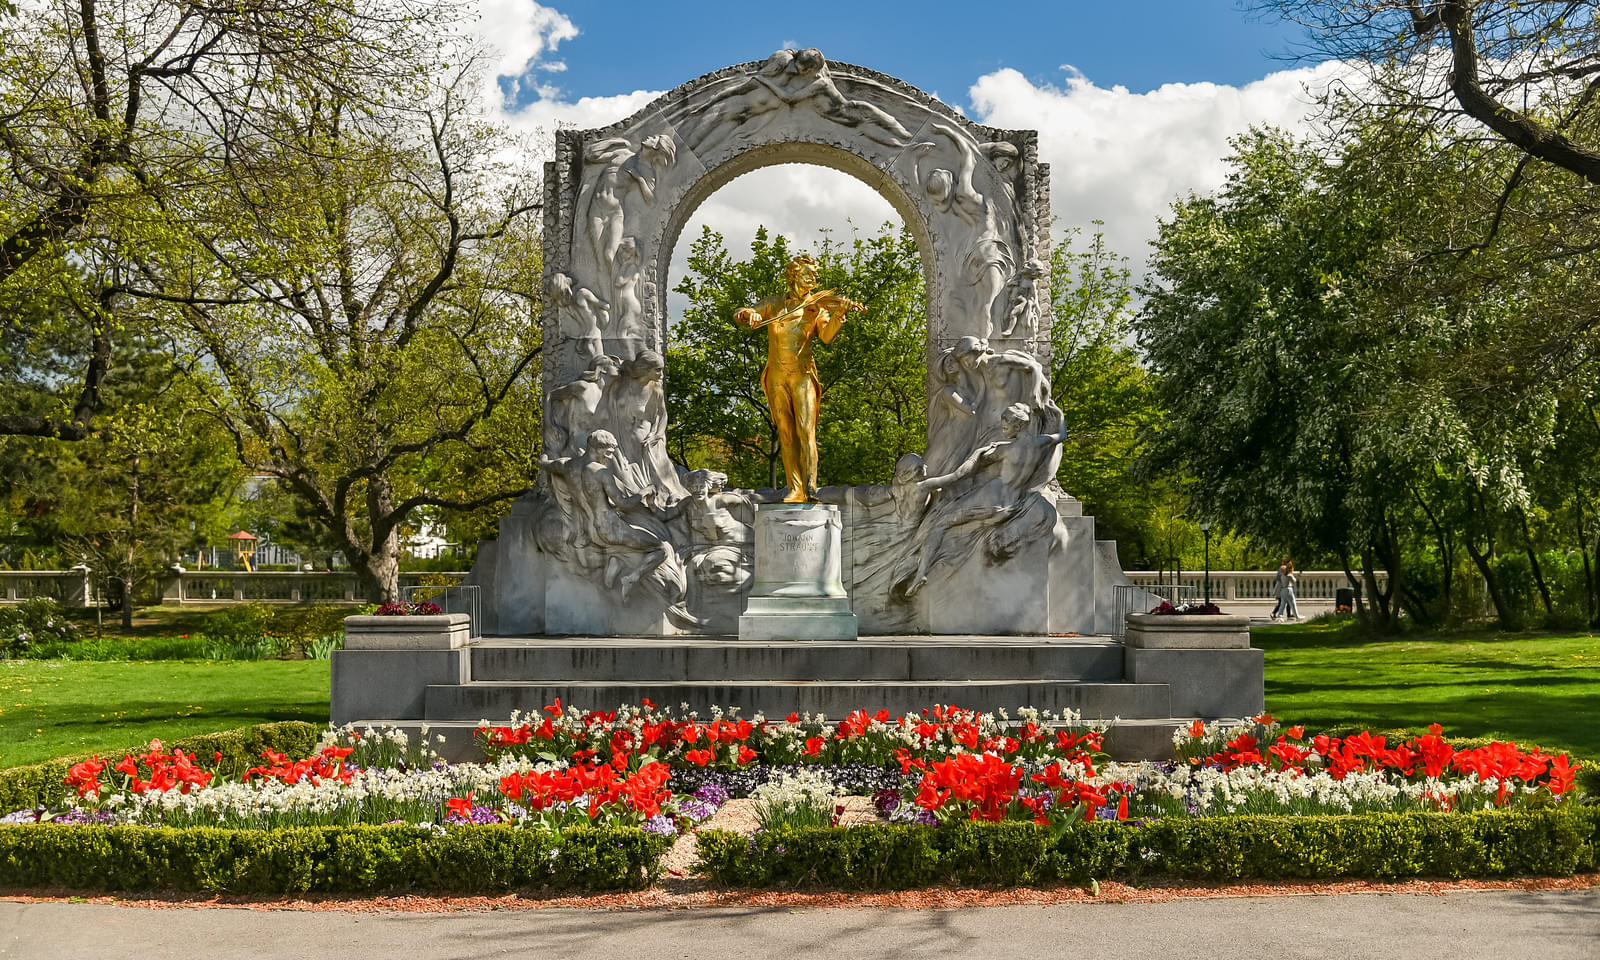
[1270,559,1289,620]
[1281,560,1301,620]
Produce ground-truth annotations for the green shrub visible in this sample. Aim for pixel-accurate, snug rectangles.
[696,808,1600,889]
[23,635,215,661]
[0,824,669,893]
[0,721,321,813]
[273,605,350,657]
[203,603,277,641]
[0,598,79,657]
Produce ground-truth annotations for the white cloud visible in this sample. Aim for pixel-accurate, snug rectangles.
[968,62,1355,270]
[471,0,578,105]
[667,165,900,320]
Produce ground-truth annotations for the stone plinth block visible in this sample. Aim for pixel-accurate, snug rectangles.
[751,503,847,598]
[1125,647,1265,719]
[1123,613,1251,649]
[343,613,471,650]
[740,503,856,641]
[330,648,470,725]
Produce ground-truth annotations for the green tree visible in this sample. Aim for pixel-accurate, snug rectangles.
[0,344,241,626]
[669,223,927,489]
[0,0,445,439]
[1140,116,1591,630]
[1046,225,1176,566]
[130,58,543,603]
[1264,0,1600,185]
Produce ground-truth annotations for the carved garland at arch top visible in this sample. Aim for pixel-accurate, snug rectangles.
[540,47,1054,393]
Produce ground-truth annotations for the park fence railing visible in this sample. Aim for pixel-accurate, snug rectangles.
[155,571,470,605]
[0,568,93,606]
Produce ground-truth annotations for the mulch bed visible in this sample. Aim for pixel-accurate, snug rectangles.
[3,874,1596,913]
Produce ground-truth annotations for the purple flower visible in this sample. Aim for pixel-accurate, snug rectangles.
[692,782,731,806]
[641,814,678,836]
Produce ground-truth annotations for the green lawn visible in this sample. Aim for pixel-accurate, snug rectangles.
[0,659,330,768]
[2,621,1596,770]
[1255,620,1600,758]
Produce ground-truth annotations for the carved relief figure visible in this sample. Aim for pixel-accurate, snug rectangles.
[925,344,983,476]
[610,237,647,344]
[948,336,1059,454]
[913,125,1016,334]
[901,402,1069,596]
[890,453,930,527]
[996,257,1044,339]
[690,544,751,591]
[545,354,622,459]
[611,350,688,508]
[581,134,678,279]
[547,271,610,361]
[679,469,754,544]
[734,253,864,502]
[686,48,914,151]
[570,429,678,599]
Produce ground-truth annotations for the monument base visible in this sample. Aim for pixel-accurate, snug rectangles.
[738,596,858,642]
[738,502,858,641]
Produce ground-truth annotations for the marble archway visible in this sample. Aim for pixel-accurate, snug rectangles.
[473,49,1125,639]
[540,47,1054,433]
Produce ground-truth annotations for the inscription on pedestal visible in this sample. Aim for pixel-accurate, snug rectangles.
[741,503,856,639]
[751,504,846,598]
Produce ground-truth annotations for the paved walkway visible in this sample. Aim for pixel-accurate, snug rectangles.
[3,888,1596,960]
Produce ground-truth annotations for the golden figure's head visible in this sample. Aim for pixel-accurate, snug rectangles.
[785,253,819,297]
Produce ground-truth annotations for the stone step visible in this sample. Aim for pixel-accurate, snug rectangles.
[468,636,1127,683]
[423,678,1171,722]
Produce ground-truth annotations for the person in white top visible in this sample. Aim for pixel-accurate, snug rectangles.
[1280,561,1301,620]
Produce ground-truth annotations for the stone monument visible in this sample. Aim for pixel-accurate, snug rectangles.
[457,46,1151,637]
[330,49,1263,758]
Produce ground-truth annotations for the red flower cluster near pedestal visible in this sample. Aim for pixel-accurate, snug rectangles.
[244,745,356,787]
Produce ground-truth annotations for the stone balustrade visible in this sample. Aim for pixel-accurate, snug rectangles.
[0,569,93,605]
[152,571,467,605]
[1123,570,1388,618]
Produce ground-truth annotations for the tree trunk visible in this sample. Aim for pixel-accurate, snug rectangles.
[1411,484,1454,623]
[1359,542,1391,632]
[1463,490,1516,628]
[122,454,139,631]
[1592,526,1600,629]
[1463,536,1514,628]
[1517,511,1553,616]
[1340,550,1367,619]
[353,475,403,604]
[356,546,402,605]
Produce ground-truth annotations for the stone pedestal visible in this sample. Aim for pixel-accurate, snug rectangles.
[1122,613,1263,719]
[332,613,472,724]
[738,503,858,641]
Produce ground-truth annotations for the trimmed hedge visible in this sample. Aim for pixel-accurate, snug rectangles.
[0,824,670,893]
[0,722,322,814]
[697,808,1600,889]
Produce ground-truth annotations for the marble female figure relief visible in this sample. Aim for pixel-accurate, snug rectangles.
[581,134,678,280]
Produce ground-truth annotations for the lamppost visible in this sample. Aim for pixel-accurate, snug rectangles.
[1199,521,1213,606]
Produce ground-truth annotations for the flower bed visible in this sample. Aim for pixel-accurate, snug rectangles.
[2,703,1592,892]
[371,601,442,616]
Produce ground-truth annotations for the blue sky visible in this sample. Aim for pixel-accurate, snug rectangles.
[535,1,1311,107]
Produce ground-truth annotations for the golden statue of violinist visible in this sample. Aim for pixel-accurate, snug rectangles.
[734,254,865,502]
